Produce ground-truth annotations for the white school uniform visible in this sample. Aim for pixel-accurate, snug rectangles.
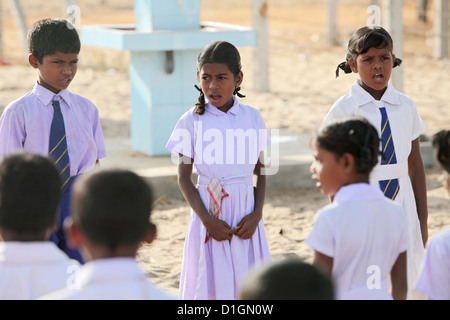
[165,96,272,300]
[323,80,425,299]
[306,183,408,300]
[39,258,174,300]
[415,228,450,300]
[0,242,80,300]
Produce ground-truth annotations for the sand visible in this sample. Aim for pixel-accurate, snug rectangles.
[0,0,449,297]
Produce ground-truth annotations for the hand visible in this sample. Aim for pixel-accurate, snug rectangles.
[233,211,262,240]
[203,216,233,242]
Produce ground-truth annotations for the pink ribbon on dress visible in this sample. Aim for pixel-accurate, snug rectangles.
[205,178,229,243]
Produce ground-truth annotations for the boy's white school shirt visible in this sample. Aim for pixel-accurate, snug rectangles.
[306,183,408,300]
[415,228,450,300]
[0,82,107,175]
[40,257,175,300]
[0,241,80,300]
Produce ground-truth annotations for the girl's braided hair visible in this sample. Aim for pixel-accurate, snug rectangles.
[195,41,245,115]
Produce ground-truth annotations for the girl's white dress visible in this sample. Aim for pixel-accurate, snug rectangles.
[166,97,271,300]
[323,80,426,299]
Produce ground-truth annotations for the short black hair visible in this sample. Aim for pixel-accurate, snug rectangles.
[27,18,80,63]
[240,257,335,300]
[432,130,450,174]
[0,153,62,233]
[72,169,153,251]
[316,116,381,174]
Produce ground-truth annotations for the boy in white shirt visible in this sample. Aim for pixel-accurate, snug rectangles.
[0,153,80,299]
[40,169,174,300]
[306,116,408,300]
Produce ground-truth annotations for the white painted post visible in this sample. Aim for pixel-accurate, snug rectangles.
[252,0,270,92]
[8,0,28,59]
[383,0,403,91]
[433,0,449,59]
[327,0,338,46]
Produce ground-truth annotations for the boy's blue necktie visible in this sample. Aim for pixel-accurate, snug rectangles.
[49,100,71,190]
[378,107,399,200]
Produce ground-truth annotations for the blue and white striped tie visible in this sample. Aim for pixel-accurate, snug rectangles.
[49,100,71,190]
[378,106,399,200]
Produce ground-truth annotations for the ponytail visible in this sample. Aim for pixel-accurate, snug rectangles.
[194,84,206,115]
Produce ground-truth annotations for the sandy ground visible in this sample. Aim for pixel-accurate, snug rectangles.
[0,0,449,297]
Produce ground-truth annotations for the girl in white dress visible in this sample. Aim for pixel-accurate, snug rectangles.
[415,130,450,300]
[325,26,427,299]
[307,116,408,300]
[166,41,271,300]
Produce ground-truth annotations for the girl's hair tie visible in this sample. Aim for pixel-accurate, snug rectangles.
[234,86,246,98]
[335,61,352,78]
[393,57,402,68]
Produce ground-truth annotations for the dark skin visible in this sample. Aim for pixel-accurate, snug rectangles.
[66,219,157,261]
[178,155,266,241]
[0,217,57,242]
[349,52,428,246]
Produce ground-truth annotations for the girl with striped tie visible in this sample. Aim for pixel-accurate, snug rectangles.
[166,41,271,300]
[324,26,427,299]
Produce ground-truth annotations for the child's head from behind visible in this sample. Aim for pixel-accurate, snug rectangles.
[70,169,156,259]
[310,116,381,196]
[0,153,62,241]
[240,257,334,300]
[28,18,80,64]
[432,130,450,193]
[336,27,402,97]
[195,41,244,114]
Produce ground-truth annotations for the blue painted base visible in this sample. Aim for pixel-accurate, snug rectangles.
[129,50,198,156]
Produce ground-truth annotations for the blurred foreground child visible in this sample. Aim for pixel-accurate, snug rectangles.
[0,153,79,299]
[40,169,173,300]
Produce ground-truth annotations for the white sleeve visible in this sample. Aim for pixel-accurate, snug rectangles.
[305,208,335,258]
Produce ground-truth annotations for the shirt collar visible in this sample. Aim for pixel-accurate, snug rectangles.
[0,241,74,264]
[33,81,72,108]
[74,258,146,287]
[333,183,384,204]
[205,95,240,116]
[350,80,401,107]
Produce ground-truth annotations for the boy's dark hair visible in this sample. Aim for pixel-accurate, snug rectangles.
[195,41,245,115]
[336,26,402,77]
[72,169,153,252]
[28,18,80,64]
[0,153,62,233]
[432,130,450,174]
[317,116,381,174]
[240,257,335,300]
